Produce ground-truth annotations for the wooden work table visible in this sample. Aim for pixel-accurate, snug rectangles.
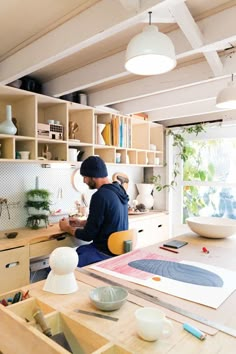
[0,232,236,353]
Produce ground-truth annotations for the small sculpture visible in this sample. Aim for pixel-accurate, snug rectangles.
[69,121,79,139]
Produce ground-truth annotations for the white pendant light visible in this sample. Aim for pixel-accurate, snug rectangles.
[216,74,236,109]
[125,12,176,76]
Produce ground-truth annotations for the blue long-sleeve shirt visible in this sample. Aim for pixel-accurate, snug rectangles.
[75,182,129,255]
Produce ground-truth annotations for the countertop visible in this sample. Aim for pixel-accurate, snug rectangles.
[0,211,167,251]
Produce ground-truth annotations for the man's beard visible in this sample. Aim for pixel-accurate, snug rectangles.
[87,178,96,189]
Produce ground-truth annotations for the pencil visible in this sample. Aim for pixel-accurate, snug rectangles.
[159,246,179,254]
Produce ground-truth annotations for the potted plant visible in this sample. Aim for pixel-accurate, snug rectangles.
[25,189,51,229]
[151,123,206,192]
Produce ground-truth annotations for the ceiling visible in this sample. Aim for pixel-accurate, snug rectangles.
[1,0,236,126]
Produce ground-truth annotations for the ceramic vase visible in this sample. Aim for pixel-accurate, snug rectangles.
[136,183,154,209]
[97,123,105,145]
[0,105,17,135]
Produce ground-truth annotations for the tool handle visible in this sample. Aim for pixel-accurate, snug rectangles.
[33,309,52,337]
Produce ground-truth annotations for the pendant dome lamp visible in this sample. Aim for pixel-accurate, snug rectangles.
[216,74,236,109]
[125,11,176,76]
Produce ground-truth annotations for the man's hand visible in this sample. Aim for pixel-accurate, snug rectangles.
[69,216,87,228]
[59,218,75,236]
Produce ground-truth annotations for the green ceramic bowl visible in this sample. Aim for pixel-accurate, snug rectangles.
[89,286,128,311]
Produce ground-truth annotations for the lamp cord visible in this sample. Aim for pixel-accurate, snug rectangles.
[148,11,152,25]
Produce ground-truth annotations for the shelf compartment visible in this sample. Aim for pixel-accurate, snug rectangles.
[67,145,93,162]
[147,151,155,165]
[0,136,14,159]
[37,141,67,161]
[150,123,164,152]
[137,151,147,165]
[69,107,94,143]
[127,149,137,164]
[15,139,36,160]
[131,120,149,150]
[0,94,36,137]
[37,96,67,141]
[115,148,127,164]
[94,147,115,163]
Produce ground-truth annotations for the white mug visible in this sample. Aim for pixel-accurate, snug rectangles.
[135,307,173,341]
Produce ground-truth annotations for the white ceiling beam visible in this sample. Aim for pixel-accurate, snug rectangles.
[0,0,163,84]
[157,110,236,127]
[112,75,235,114]
[43,51,127,96]
[147,98,227,121]
[90,51,236,108]
[168,1,223,76]
[44,4,236,97]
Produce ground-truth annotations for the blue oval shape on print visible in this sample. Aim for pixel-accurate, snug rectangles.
[128,260,223,287]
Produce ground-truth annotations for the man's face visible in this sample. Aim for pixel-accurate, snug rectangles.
[83,176,96,189]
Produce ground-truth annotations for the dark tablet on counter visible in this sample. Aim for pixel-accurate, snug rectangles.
[163,240,188,249]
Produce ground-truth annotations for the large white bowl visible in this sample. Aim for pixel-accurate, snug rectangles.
[186,216,236,238]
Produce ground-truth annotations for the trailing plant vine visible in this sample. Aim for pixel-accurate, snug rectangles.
[151,123,206,192]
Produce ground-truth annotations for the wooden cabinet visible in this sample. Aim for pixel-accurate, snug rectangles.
[129,213,170,249]
[0,231,78,293]
[0,85,164,166]
[29,236,77,259]
[0,245,29,293]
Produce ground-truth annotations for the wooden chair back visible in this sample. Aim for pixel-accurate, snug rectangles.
[107,229,137,255]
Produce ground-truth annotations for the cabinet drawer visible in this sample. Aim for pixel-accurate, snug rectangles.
[29,236,77,259]
[0,246,29,293]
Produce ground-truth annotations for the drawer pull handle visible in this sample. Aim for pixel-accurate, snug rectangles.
[6,261,19,268]
[56,236,66,241]
[138,229,144,233]
[158,224,163,228]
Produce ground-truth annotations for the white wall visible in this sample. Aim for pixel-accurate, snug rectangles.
[0,162,144,231]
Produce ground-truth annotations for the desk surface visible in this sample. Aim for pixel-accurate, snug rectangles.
[15,231,236,354]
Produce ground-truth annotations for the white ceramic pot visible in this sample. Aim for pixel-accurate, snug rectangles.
[136,183,154,209]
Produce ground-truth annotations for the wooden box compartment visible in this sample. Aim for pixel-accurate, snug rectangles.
[131,121,149,150]
[67,144,94,162]
[0,296,132,354]
[0,93,36,138]
[38,311,109,353]
[37,96,67,140]
[8,297,54,321]
[115,148,127,164]
[0,246,29,293]
[127,149,136,164]
[69,107,94,144]
[94,147,115,163]
[15,138,36,160]
[37,141,67,161]
[137,151,147,165]
[150,123,164,153]
[147,151,155,165]
[0,136,14,159]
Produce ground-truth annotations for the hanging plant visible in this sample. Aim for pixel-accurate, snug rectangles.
[151,123,206,191]
[25,189,51,229]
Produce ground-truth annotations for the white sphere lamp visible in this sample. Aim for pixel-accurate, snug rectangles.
[125,12,176,76]
[43,247,79,294]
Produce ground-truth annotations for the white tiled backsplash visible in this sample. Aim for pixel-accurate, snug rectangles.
[0,162,143,231]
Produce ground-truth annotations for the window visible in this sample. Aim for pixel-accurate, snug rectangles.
[170,124,236,225]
